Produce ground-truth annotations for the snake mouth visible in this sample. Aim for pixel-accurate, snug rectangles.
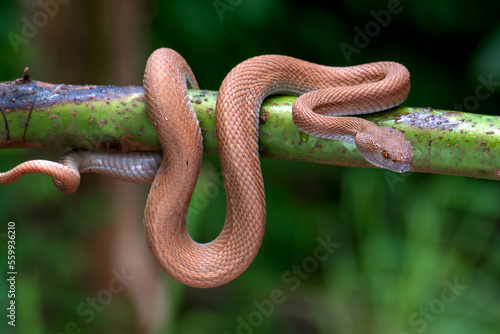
[397,164,412,173]
[358,146,414,173]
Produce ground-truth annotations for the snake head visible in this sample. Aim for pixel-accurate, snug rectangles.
[355,127,413,173]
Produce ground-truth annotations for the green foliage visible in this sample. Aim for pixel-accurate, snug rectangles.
[1,0,500,333]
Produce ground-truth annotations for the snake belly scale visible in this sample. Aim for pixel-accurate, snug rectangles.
[0,48,412,288]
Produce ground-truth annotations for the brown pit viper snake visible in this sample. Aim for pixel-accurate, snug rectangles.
[0,48,412,288]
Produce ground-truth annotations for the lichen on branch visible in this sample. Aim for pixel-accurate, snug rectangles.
[0,77,499,180]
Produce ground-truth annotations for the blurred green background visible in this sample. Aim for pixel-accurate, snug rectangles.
[1,0,500,333]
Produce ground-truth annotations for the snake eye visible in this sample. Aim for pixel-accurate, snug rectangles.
[382,150,390,159]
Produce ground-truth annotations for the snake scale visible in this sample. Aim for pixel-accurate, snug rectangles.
[0,48,412,287]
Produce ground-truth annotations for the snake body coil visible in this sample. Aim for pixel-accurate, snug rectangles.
[0,49,412,287]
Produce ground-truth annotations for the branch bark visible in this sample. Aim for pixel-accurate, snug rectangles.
[1,76,499,180]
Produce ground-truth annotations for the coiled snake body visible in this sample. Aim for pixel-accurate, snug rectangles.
[0,49,412,287]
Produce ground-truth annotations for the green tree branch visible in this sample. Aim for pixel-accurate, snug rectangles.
[1,76,499,180]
